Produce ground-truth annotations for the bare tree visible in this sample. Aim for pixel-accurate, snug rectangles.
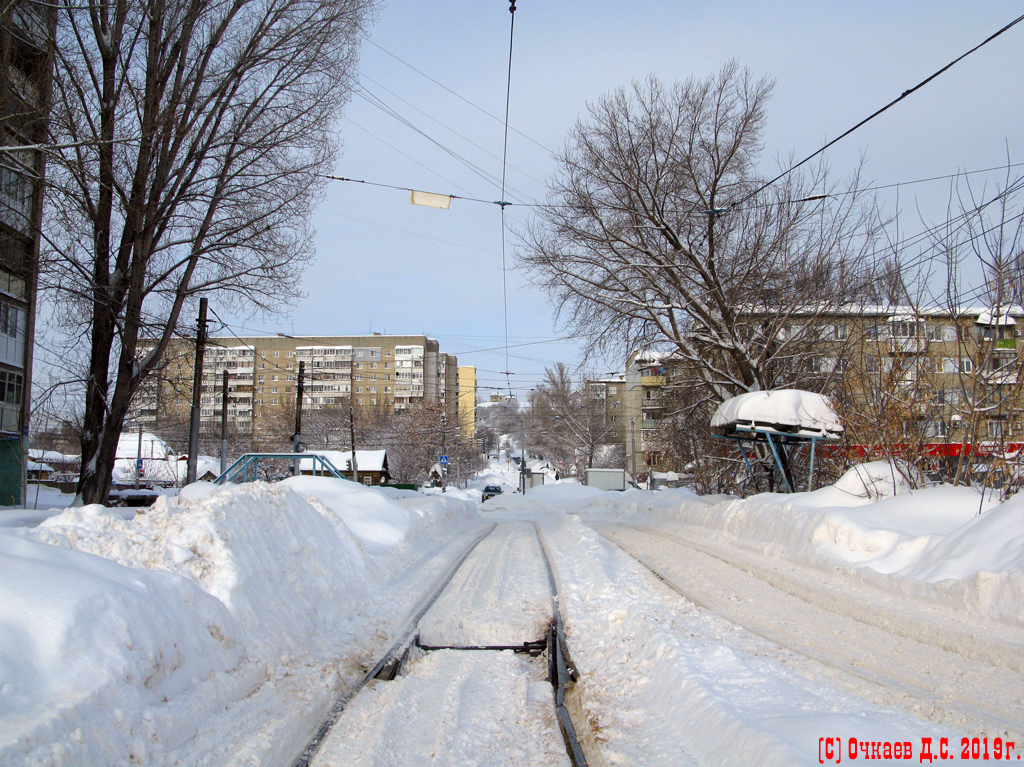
[518,63,882,413]
[531,363,616,478]
[41,0,376,502]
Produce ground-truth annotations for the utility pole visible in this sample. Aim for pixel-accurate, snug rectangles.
[520,418,527,494]
[186,297,208,485]
[292,361,305,476]
[630,417,637,480]
[349,404,359,484]
[441,407,447,493]
[220,369,229,475]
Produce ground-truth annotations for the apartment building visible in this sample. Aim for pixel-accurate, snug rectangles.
[457,366,477,442]
[812,305,1024,457]
[601,305,1024,479]
[585,374,627,443]
[0,0,55,503]
[131,334,459,441]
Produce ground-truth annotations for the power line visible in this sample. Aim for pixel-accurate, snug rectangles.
[361,35,551,155]
[499,0,518,398]
[730,12,1024,210]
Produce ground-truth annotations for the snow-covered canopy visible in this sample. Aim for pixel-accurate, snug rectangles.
[710,389,843,440]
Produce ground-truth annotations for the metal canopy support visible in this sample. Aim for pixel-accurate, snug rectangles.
[763,431,793,493]
[715,429,830,494]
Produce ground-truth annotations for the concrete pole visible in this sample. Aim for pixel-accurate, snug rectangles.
[220,369,229,475]
[186,297,208,485]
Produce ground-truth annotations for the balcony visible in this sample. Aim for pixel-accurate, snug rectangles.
[889,337,927,355]
[640,376,667,386]
[994,338,1017,351]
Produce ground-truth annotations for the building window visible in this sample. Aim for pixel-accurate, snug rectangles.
[0,369,23,432]
[273,351,280,358]
[960,357,973,374]
[271,398,278,405]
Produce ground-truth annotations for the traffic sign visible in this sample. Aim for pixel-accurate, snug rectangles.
[439,455,449,465]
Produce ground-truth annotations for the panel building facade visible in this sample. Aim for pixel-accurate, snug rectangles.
[0,0,54,503]
[132,334,460,445]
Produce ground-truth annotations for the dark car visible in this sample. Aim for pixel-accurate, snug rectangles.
[482,485,503,501]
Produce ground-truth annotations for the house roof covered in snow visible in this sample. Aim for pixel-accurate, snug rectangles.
[711,389,843,441]
[299,450,387,473]
[115,432,176,460]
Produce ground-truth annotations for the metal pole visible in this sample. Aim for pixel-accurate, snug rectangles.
[292,361,304,476]
[630,418,637,480]
[186,297,208,485]
[349,404,359,484]
[135,423,143,489]
[220,369,229,475]
[520,418,527,493]
[440,407,447,493]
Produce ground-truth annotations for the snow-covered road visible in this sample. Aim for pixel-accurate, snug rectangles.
[592,521,1024,741]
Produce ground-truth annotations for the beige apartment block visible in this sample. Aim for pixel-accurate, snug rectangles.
[131,334,459,442]
[457,366,477,442]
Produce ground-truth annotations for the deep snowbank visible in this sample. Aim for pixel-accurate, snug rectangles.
[0,479,478,765]
[532,468,1022,627]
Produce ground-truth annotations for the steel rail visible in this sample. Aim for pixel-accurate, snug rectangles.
[531,521,596,767]
[291,521,497,767]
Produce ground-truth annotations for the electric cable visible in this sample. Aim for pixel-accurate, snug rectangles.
[361,35,551,155]
[729,12,1024,210]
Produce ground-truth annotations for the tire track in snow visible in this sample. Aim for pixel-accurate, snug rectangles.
[593,522,1024,741]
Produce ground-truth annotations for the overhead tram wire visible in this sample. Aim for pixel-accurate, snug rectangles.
[361,35,552,155]
[352,87,537,205]
[357,72,550,190]
[499,0,519,399]
[727,12,1024,212]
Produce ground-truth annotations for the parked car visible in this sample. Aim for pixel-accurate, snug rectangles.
[482,485,503,501]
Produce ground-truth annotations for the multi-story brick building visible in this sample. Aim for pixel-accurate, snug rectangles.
[1,0,55,503]
[132,334,460,444]
[601,305,1024,481]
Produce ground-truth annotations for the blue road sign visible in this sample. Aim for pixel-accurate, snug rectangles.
[439,455,449,464]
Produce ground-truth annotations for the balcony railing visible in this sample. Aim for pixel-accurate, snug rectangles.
[889,338,927,355]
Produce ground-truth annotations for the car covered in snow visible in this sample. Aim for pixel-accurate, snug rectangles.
[481,485,503,501]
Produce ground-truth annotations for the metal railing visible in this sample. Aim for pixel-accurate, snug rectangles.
[215,453,345,484]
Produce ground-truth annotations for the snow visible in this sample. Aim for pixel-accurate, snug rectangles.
[710,388,844,439]
[2,457,1022,764]
[298,449,386,473]
[1,478,479,765]
[311,650,570,766]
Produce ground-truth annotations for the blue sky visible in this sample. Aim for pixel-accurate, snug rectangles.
[233,1,1024,399]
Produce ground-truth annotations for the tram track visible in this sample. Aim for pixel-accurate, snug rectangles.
[292,519,598,767]
[593,521,1024,741]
